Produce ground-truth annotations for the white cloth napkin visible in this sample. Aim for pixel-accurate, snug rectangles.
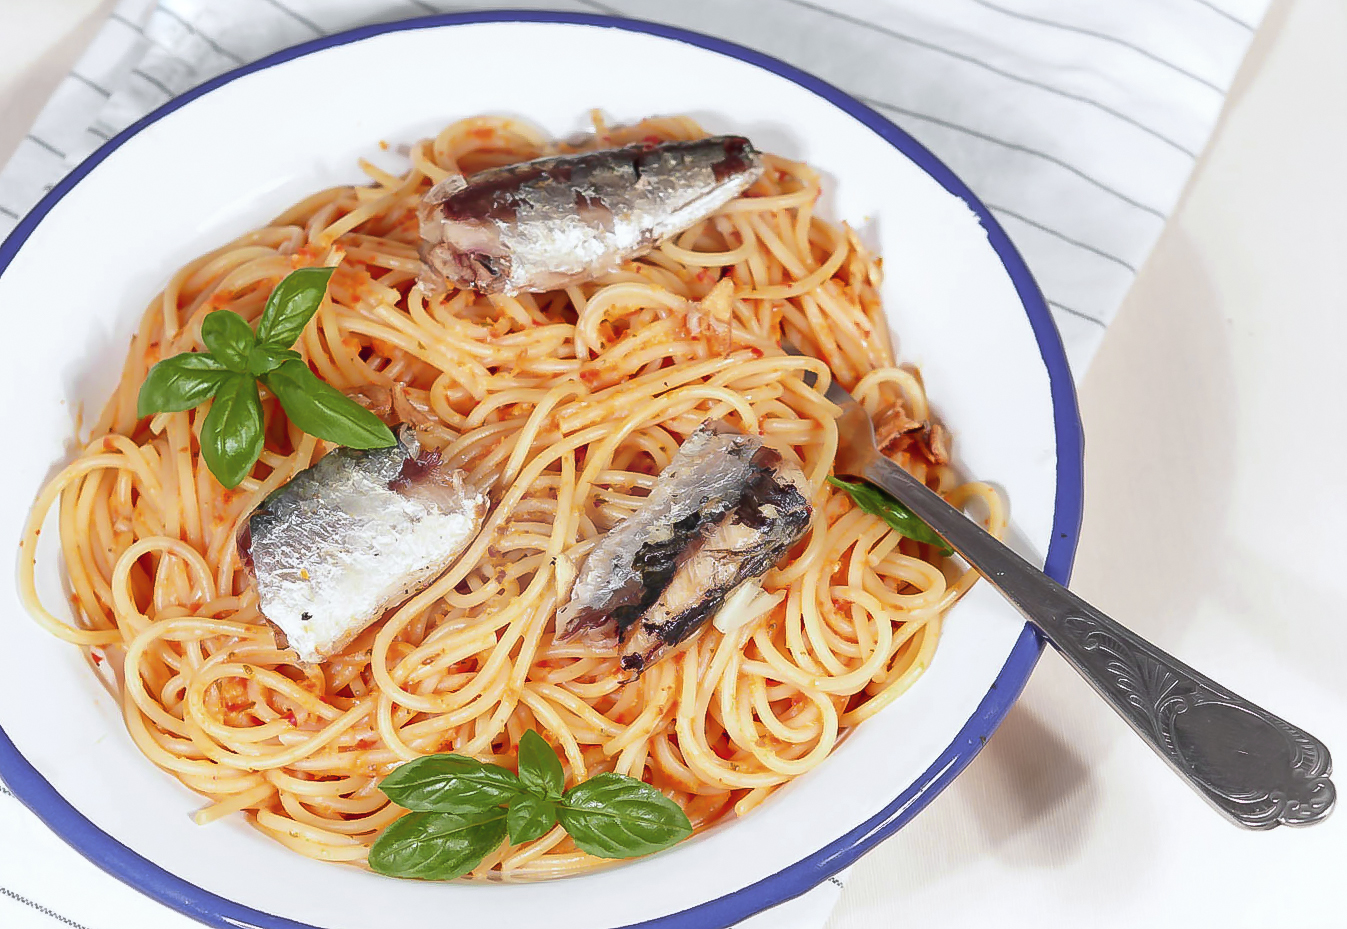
[0,1,1268,927]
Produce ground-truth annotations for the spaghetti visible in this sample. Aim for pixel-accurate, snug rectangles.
[18,114,1005,879]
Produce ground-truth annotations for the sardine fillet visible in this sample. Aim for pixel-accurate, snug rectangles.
[620,447,812,674]
[241,429,486,663]
[557,422,813,677]
[418,136,764,295]
[556,422,760,646]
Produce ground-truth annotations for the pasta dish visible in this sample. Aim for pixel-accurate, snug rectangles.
[18,113,1003,880]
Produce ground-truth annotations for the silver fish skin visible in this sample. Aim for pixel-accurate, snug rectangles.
[618,447,812,677]
[556,422,760,646]
[239,427,486,664]
[555,422,812,678]
[418,136,763,295]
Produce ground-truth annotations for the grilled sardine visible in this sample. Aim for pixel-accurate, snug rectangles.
[556,422,812,677]
[418,136,763,295]
[618,446,811,675]
[239,427,486,663]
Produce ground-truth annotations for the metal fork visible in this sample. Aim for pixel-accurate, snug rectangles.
[786,342,1334,829]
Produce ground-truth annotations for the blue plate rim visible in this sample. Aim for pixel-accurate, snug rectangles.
[0,9,1083,929]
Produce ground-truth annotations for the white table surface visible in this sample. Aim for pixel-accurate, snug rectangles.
[2,1,1343,927]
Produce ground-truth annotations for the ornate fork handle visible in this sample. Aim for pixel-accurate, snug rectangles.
[858,454,1335,829]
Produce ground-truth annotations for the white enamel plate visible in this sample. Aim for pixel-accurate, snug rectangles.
[0,12,1081,929]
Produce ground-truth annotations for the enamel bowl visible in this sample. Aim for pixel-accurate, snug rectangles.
[0,12,1081,929]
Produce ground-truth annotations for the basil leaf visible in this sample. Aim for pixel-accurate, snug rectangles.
[558,773,693,859]
[368,810,506,881]
[506,795,558,845]
[246,345,302,378]
[262,359,396,449]
[199,310,256,373]
[256,266,335,349]
[826,476,953,556]
[137,353,230,418]
[380,754,523,813]
[200,374,264,489]
[517,730,565,800]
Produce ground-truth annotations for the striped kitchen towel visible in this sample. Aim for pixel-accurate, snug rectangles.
[0,1,1269,928]
[0,0,1271,373]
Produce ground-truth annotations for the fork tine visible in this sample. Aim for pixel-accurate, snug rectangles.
[781,339,866,409]
[779,339,878,475]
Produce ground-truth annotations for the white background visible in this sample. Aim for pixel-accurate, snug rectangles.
[1,1,1344,928]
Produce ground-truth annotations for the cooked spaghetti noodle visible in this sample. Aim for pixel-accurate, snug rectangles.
[18,114,1004,878]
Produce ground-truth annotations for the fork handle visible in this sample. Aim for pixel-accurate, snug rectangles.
[858,455,1335,829]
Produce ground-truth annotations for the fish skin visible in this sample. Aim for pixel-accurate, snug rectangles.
[556,422,813,678]
[556,422,761,647]
[240,426,485,663]
[618,446,812,676]
[418,136,763,295]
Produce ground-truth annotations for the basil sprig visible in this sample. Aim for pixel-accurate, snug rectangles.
[827,476,953,556]
[370,730,693,880]
[137,267,395,488]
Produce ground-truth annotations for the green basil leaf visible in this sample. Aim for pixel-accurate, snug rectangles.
[255,266,335,350]
[506,795,558,845]
[246,345,302,378]
[199,310,256,373]
[200,374,264,489]
[262,359,396,449]
[517,730,565,800]
[136,353,231,418]
[368,810,506,881]
[558,772,693,859]
[826,476,953,556]
[380,754,523,813]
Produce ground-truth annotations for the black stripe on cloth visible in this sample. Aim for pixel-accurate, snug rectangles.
[780,0,1196,157]
[407,0,440,13]
[259,0,324,34]
[1190,0,1254,30]
[130,68,175,97]
[154,4,246,64]
[1048,299,1107,327]
[827,876,845,888]
[0,205,19,220]
[88,126,112,141]
[68,71,112,97]
[988,202,1138,272]
[574,0,626,16]
[108,11,146,34]
[857,95,1167,219]
[970,0,1222,92]
[0,781,13,796]
[25,136,66,159]
[0,887,96,929]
